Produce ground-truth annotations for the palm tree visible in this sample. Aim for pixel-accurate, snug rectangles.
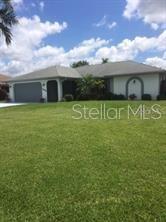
[0,0,18,45]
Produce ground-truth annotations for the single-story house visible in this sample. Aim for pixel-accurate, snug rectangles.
[7,60,166,102]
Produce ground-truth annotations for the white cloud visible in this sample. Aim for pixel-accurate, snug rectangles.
[0,15,110,75]
[12,0,23,9]
[35,45,65,58]
[0,16,68,75]
[94,15,108,27]
[66,38,110,59]
[145,53,166,69]
[151,23,159,30]
[39,1,45,11]
[17,38,108,75]
[123,0,166,29]
[1,15,166,76]
[12,0,23,5]
[108,22,117,30]
[31,2,36,8]
[94,15,117,30]
[30,1,45,11]
[95,31,166,62]
[123,0,141,19]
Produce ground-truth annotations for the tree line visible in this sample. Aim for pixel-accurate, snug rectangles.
[71,58,110,68]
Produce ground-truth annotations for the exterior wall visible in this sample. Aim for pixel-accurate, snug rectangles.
[112,73,160,100]
[109,78,114,93]
[9,78,63,102]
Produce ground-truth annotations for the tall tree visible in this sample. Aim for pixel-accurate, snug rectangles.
[71,60,89,68]
[0,0,18,45]
[102,58,109,64]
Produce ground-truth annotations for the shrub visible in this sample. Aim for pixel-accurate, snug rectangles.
[157,94,166,100]
[102,92,114,100]
[77,94,96,101]
[97,92,126,100]
[142,94,152,100]
[76,91,127,101]
[97,93,110,100]
[64,94,74,102]
[112,94,126,100]
[129,94,137,100]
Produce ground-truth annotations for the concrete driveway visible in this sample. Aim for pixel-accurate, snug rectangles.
[0,103,25,108]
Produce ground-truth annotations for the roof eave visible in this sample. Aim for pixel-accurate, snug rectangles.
[102,70,166,78]
[7,75,80,83]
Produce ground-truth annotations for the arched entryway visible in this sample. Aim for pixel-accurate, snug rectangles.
[47,80,58,102]
[126,77,144,100]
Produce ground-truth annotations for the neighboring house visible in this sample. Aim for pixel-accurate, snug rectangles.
[8,60,166,102]
[0,74,11,84]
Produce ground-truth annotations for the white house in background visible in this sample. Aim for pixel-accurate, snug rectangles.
[7,60,166,102]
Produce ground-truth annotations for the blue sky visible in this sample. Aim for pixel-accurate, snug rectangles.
[0,0,166,75]
[21,0,161,49]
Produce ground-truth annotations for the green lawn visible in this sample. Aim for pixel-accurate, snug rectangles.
[0,101,165,222]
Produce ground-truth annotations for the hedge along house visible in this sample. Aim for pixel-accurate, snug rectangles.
[8,60,166,102]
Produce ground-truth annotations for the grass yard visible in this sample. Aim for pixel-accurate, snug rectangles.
[0,101,165,222]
